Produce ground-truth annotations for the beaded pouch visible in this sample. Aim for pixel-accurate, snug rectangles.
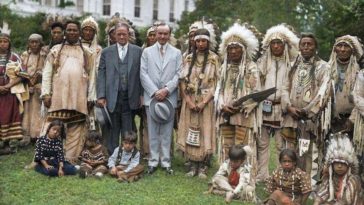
[262,100,272,113]
[186,126,201,147]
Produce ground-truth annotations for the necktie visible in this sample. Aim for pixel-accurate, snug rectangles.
[120,46,125,61]
[160,45,164,57]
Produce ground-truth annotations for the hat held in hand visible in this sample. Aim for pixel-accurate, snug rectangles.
[95,105,113,128]
[150,98,174,123]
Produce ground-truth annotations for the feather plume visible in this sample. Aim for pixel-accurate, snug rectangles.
[261,24,299,59]
[0,21,11,35]
[325,133,358,170]
[219,23,259,60]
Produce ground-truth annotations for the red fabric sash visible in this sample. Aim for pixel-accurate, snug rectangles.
[228,169,239,187]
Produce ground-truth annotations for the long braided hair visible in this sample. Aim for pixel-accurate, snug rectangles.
[185,28,210,94]
[0,34,20,81]
[0,34,12,65]
[53,20,88,74]
[5,40,12,65]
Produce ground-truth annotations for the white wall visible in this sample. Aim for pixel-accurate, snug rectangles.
[0,0,195,28]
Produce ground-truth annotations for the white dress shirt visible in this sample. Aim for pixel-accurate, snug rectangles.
[156,42,168,58]
[117,43,128,61]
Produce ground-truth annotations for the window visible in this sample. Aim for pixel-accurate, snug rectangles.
[169,0,175,22]
[77,0,84,12]
[103,0,111,16]
[153,0,158,20]
[44,0,53,6]
[184,0,188,11]
[134,0,141,18]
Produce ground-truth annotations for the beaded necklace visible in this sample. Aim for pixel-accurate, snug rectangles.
[336,58,350,65]
[279,168,296,201]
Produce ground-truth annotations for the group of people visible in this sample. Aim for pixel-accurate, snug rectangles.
[1,13,364,204]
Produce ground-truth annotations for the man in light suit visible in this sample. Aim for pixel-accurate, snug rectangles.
[97,22,143,154]
[140,23,182,175]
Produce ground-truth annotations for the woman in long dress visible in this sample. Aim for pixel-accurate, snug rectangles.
[177,28,220,179]
[21,34,47,142]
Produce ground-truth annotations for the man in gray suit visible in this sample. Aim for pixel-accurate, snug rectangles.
[140,23,182,175]
[97,22,143,154]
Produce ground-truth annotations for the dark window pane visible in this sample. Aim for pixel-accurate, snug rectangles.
[103,5,110,15]
[169,13,175,22]
[135,7,140,17]
[153,10,158,20]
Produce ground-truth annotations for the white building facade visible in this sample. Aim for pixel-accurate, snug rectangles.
[0,0,196,28]
[0,0,80,16]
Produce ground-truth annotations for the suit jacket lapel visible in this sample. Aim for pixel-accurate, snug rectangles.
[162,44,172,70]
[127,44,133,77]
[152,44,163,71]
[112,44,120,73]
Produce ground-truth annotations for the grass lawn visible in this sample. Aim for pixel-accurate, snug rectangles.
[0,139,313,205]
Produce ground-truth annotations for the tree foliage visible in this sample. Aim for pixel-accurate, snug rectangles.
[0,6,48,53]
[313,0,364,57]
[0,6,108,52]
[0,6,146,52]
[1,1,363,60]
[176,0,364,60]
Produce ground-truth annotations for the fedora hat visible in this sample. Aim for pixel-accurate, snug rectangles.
[95,105,113,128]
[150,98,174,123]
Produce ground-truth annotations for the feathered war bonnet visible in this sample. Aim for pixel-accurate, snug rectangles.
[142,25,157,48]
[81,16,99,48]
[105,13,134,45]
[219,22,259,61]
[188,20,219,52]
[81,16,99,34]
[332,35,363,60]
[218,22,260,83]
[261,24,299,61]
[0,21,11,42]
[329,35,364,91]
[325,133,359,201]
[215,23,260,110]
[42,14,73,34]
[146,26,156,36]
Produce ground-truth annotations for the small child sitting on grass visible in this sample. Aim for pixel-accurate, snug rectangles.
[207,145,256,203]
[264,149,311,205]
[108,131,144,183]
[78,131,109,178]
[34,120,76,177]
